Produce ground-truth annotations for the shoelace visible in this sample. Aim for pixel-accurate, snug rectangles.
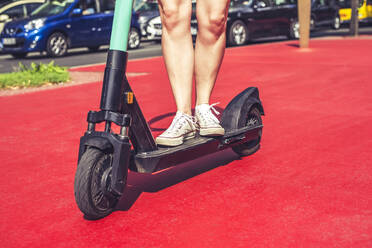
[164,112,196,135]
[198,103,221,125]
[209,102,220,115]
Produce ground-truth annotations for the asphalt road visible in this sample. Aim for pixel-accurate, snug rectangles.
[0,40,163,73]
[0,25,371,73]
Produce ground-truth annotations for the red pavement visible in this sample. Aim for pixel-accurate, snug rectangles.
[0,38,372,247]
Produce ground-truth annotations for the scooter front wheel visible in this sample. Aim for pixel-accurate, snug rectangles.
[74,147,119,220]
[232,107,262,156]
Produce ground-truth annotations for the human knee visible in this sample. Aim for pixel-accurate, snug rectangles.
[160,4,190,34]
[198,12,227,40]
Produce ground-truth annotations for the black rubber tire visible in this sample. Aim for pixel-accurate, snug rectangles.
[11,53,27,59]
[74,147,119,220]
[232,107,262,157]
[228,20,249,46]
[128,28,141,50]
[88,46,100,52]
[46,32,68,57]
[288,19,300,40]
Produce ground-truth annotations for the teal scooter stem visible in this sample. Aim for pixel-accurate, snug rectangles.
[110,0,133,52]
[99,0,133,111]
[98,0,156,151]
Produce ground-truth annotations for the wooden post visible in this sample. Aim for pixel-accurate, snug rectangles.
[298,0,311,48]
[350,0,359,36]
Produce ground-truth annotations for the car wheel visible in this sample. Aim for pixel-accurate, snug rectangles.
[11,53,27,59]
[288,19,300,39]
[332,16,341,30]
[88,46,100,52]
[228,20,249,46]
[46,32,68,57]
[128,28,140,50]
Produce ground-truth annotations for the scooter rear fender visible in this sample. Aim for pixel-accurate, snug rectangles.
[221,87,264,133]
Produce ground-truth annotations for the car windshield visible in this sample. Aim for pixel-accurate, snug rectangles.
[31,0,75,17]
[134,1,158,11]
[230,0,254,7]
[338,0,364,8]
[0,0,17,9]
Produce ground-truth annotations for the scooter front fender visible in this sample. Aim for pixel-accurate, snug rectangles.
[77,132,131,196]
[78,135,113,163]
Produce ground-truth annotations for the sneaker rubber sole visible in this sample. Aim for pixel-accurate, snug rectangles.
[199,127,225,136]
[156,131,197,147]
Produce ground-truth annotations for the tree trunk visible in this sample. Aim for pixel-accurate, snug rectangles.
[350,0,359,36]
[298,0,311,48]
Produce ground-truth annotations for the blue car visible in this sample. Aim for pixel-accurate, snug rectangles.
[0,0,141,58]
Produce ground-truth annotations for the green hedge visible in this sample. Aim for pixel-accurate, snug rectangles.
[0,61,70,89]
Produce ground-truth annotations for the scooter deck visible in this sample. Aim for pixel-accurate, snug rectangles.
[139,134,215,157]
[134,125,262,173]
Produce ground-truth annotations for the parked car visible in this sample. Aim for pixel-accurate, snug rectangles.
[0,0,44,35]
[227,0,299,46]
[227,0,342,46]
[310,0,340,30]
[145,1,197,40]
[134,0,159,39]
[145,15,162,40]
[338,0,372,24]
[0,0,141,58]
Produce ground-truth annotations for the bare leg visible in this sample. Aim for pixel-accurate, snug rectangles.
[194,0,230,106]
[157,0,193,115]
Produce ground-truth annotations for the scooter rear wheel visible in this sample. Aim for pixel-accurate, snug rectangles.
[232,107,262,156]
[74,147,119,220]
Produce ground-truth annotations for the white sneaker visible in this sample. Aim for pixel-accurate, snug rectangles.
[156,111,198,146]
[195,103,225,136]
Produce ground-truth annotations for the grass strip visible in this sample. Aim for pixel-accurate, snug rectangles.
[0,61,70,89]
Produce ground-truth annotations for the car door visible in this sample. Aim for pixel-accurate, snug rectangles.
[320,0,335,24]
[312,0,329,25]
[248,0,276,38]
[367,0,372,18]
[270,0,297,35]
[68,0,100,47]
[94,0,115,45]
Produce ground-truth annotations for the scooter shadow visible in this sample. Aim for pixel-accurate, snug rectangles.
[115,148,240,211]
[115,107,232,211]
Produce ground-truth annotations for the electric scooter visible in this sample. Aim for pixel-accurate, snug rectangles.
[74,0,264,220]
